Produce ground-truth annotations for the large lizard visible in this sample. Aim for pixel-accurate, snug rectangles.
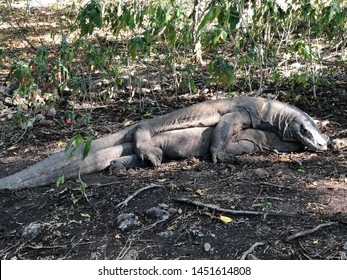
[108,127,305,172]
[0,96,328,190]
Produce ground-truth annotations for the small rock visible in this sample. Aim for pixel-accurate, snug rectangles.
[22,222,42,240]
[158,203,169,209]
[36,114,46,123]
[343,241,347,251]
[190,229,204,238]
[253,168,270,178]
[146,204,171,221]
[256,226,272,235]
[4,97,13,106]
[204,242,212,252]
[46,107,57,117]
[0,85,10,96]
[117,213,139,231]
[122,249,139,260]
[168,207,179,214]
[158,231,175,238]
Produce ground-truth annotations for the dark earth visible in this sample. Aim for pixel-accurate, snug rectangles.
[0,3,347,260]
[1,91,347,260]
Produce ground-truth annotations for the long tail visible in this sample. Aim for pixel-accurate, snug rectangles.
[0,127,134,190]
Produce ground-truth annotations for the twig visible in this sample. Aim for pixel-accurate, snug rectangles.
[234,177,293,190]
[258,181,293,190]
[117,219,165,260]
[173,197,296,217]
[240,242,265,260]
[78,170,98,214]
[116,184,164,209]
[286,222,338,241]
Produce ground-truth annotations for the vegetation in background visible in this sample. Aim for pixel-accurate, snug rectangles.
[1,0,347,123]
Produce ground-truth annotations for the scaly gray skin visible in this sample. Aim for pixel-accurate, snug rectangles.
[0,96,328,190]
[130,96,328,165]
[109,127,305,172]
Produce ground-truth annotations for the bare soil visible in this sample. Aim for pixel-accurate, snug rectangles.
[1,91,347,260]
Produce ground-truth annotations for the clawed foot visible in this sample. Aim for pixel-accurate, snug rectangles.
[109,160,127,175]
[211,148,237,164]
[136,145,163,166]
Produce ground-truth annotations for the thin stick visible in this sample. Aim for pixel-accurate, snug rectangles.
[258,181,293,190]
[222,178,293,190]
[286,222,338,241]
[240,242,265,260]
[116,184,163,209]
[117,219,165,260]
[173,197,296,217]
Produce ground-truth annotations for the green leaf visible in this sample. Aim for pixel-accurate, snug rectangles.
[229,7,240,32]
[213,29,227,45]
[65,136,76,154]
[83,137,93,160]
[328,2,340,22]
[75,135,84,146]
[198,7,220,33]
[65,135,84,160]
[56,174,65,187]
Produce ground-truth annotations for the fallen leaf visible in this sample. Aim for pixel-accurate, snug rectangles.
[157,179,167,183]
[277,156,293,163]
[195,189,206,196]
[219,215,233,224]
[167,225,175,231]
[56,140,65,147]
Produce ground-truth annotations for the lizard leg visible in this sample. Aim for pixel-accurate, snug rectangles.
[109,155,150,175]
[133,123,163,166]
[238,129,305,152]
[222,128,305,158]
[224,139,259,156]
[211,108,252,163]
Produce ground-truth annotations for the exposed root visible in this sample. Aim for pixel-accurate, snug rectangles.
[240,242,265,260]
[173,197,296,217]
[286,222,339,241]
[116,184,164,209]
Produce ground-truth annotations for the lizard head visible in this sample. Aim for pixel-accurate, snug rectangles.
[289,115,329,151]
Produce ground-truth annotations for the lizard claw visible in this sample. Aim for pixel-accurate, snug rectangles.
[211,148,237,164]
[136,146,163,166]
[109,160,127,175]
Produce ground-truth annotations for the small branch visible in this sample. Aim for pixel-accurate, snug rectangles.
[221,178,292,190]
[116,184,164,209]
[117,219,165,260]
[240,242,265,260]
[258,181,293,190]
[173,197,296,217]
[286,222,338,241]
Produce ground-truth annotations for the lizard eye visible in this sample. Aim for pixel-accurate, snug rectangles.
[300,126,310,137]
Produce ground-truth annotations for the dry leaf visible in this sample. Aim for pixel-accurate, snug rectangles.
[219,215,233,224]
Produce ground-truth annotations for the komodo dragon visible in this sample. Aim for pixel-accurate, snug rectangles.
[0,96,328,190]
[108,127,305,172]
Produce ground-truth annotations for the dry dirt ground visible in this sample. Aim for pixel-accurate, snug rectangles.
[1,92,347,260]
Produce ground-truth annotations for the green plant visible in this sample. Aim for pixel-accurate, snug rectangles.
[65,134,93,160]
[179,64,198,94]
[208,57,234,87]
[261,197,270,209]
[77,0,103,36]
[12,109,28,126]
